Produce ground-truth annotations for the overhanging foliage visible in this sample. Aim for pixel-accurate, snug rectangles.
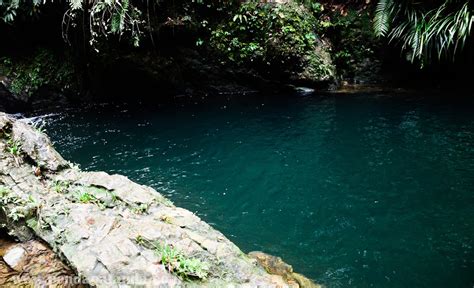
[374,0,473,64]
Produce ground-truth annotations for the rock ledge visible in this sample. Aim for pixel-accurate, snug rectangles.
[0,112,320,287]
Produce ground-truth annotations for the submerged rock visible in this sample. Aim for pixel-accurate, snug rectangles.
[0,112,321,287]
[249,251,323,288]
[249,251,294,276]
[294,87,315,95]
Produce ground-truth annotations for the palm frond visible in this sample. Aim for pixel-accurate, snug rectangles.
[374,0,393,37]
[374,0,473,64]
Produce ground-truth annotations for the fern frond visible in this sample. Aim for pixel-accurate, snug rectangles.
[374,0,393,37]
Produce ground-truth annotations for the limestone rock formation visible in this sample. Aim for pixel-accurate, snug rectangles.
[0,112,321,287]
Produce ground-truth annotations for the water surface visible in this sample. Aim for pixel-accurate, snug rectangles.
[43,92,474,287]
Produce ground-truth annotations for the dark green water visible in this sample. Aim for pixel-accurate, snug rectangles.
[43,92,474,287]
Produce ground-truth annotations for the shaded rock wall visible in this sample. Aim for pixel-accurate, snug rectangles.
[0,78,29,113]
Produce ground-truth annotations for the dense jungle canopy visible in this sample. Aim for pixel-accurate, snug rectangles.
[0,0,473,100]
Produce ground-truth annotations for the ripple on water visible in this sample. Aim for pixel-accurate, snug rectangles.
[43,93,474,288]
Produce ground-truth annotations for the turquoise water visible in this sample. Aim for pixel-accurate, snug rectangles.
[43,92,474,287]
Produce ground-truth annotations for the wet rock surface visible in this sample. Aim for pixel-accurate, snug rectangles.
[0,112,321,287]
[249,251,322,288]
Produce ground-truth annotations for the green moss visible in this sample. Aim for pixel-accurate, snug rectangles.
[0,49,77,97]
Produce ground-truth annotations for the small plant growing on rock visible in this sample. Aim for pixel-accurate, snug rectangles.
[159,214,173,224]
[175,256,210,280]
[1,187,40,223]
[135,235,210,280]
[0,185,9,198]
[51,180,71,194]
[6,206,26,221]
[0,186,20,207]
[74,192,106,209]
[31,121,47,134]
[73,186,117,209]
[78,192,94,203]
[132,203,150,214]
[6,137,22,156]
[157,196,173,207]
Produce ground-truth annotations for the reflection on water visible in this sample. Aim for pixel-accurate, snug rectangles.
[44,92,474,287]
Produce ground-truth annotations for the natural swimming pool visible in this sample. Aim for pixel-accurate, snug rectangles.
[43,91,474,287]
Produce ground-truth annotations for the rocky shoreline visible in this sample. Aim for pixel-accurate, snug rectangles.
[0,112,320,287]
